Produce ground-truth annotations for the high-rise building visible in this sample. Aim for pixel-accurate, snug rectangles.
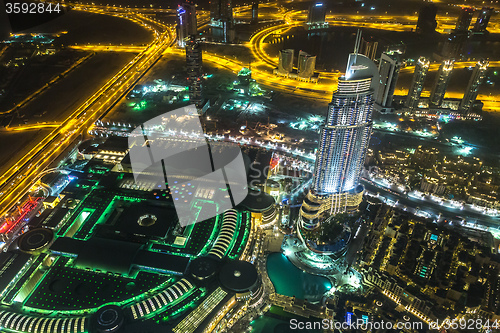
[277,49,294,76]
[405,57,430,111]
[454,7,474,32]
[177,2,197,47]
[459,59,489,114]
[297,51,316,80]
[374,52,401,113]
[440,33,466,59]
[210,0,234,42]
[300,31,379,228]
[210,0,233,21]
[417,4,438,34]
[211,18,235,43]
[361,37,378,60]
[472,7,494,33]
[185,36,202,104]
[251,3,258,24]
[308,2,327,25]
[429,60,454,108]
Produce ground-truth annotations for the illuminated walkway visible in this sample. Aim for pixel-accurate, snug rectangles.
[0,311,87,333]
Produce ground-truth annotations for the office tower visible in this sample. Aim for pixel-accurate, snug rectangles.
[177,2,197,47]
[417,4,438,34]
[277,49,294,76]
[374,52,401,113]
[440,33,466,59]
[186,37,202,104]
[210,0,234,42]
[211,18,235,43]
[308,2,326,25]
[210,0,233,21]
[210,0,234,43]
[455,7,474,32]
[429,60,454,108]
[361,37,378,60]
[405,57,430,111]
[251,3,258,24]
[472,7,494,33]
[300,31,379,228]
[297,51,316,80]
[459,59,489,114]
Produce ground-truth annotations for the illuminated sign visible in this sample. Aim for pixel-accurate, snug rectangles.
[346,312,353,326]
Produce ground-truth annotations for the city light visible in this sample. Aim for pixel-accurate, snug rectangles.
[0,1,499,332]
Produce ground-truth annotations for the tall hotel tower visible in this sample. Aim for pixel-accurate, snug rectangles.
[374,51,401,113]
[405,56,430,112]
[429,59,454,108]
[177,2,197,47]
[300,31,379,229]
[472,7,494,33]
[459,59,489,114]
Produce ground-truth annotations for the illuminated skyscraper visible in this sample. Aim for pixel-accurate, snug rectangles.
[186,36,202,104]
[405,57,430,111]
[297,51,316,80]
[455,7,474,32]
[308,2,327,27]
[177,2,197,47]
[301,31,379,228]
[429,59,454,108]
[472,7,494,33]
[459,59,489,114]
[277,49,294,76]
[374,51,401,113]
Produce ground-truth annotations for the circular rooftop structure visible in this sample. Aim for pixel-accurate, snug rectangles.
[189,256,218,281]
[219,260,259,293]
[240,189,275,212]
[137,214,157,227]
[18,228,54,254]
[92,304,124,333]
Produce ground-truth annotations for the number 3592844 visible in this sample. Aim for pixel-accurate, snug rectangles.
[5,2,61,14]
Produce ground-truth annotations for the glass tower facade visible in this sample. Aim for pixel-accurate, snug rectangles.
[301,47,379,228]
[374,51,401,112]
[312,77,373,195]
[405,56,430,111]
[429,59,454,108]
[177,2,197,47]
[459,59,489,114]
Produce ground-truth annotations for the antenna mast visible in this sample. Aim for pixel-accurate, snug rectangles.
[354,29,362,62]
